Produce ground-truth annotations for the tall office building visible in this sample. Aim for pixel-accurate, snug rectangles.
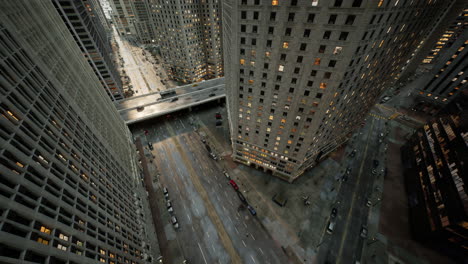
[0,1,158,263]
[402,93,468,260]
[52,0,124,101]
[109,0,136,36]
[223,0,452,181]
[131,0,156,44]
[151,0,223,83]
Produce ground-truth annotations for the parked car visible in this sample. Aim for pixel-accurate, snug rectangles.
[171,216,179,229]
[170,97,179,102]
[373,160,379,167]
[229,180,239,191]
[247,205,257,216]
[350,149,357,157]
[215,112,222,119]
[166,201,173,213]
[237,192,248,204]
[209,152,217,160]
[326,221,335,234]
[223,170,230,179]
[371,169,377,175]
[148,142,153,150]
[163,187,169,199]
[215,120,222,126]
[330,208,338,219]
[360,225,368,238]
[137,106,144,112]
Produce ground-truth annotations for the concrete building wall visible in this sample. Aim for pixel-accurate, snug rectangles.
[223,0,451,181]
[0,1,158,263]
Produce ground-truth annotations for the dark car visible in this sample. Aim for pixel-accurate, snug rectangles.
[148,142,153,150]
[237,192,248,204]
[341,175,348,182]
[331,208,338,218]
[215,112,222,119]
[247,205,257,216]
[209,93,216,97]
[229,180,239,190]
[170,97,179,102]
[137,106,144,112]
[345,167,351,175]
[350,149,356,157]
[215,120,222,126]
[373,160,379,167]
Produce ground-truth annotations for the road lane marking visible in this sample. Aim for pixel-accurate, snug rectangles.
[187,214,191,221]
[242,240,247,247]
[207,232,210,238]
[336,118,375,264]
[243,222,247,228]
[198,243,208,264]
[259,248,264,255]
[211,244,216,253]
[235,227,239,234]
[251,255,257,264]
[192,226,195,232]
[251,234,255,240]
[222,205,226,212]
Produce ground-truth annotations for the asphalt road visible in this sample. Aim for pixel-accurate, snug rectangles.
[137,108,289,264]
[316,113,387,264]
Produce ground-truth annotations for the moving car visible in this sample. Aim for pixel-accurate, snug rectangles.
[223,170,230,179]
[330,208,338,219]
[350,149,357,157]
[237,192,247,204]
[170,97,179,102]
[166,201,173,213]
[163,187,169,198]
[171,216,179,229]
[247,205,257,216]
[215,120,222,126]
[326,221,335,234]
[360,225,368,238]
[137,106,144,112]
[341,174,348,182]
[148,142,153,150]
[209,152,217,160]
[366,199,372,207]
[215,112,222,119]
[229,180,239,191]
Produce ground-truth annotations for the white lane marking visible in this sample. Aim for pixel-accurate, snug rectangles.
[251,234,255,240]
[242,240,247,247]
[259,248,264,255]
[187,214,191,221]
[222,205,226,212]
[218,183,222,188]
[216,195,220,202]
[211,244,216,253]
[243,222,247,228]
[251,255,257,264]
[195,208,200,215]
[228,217,233,224]
[192,226,195,232]
[198,243,208,264]
[229,200,234,206]
[235,227,239,234]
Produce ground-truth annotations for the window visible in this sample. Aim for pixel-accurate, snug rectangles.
[345,15,356,25]
[40,226,51,234]
[278,65,284,72]
[252,25,258,33]
[333,46,343,55]
[328,60,337,67]
[291,78,297,84]
[310,70,317,76]
[288,13,295,21]
[241,37,245,44]
[300,43,307,51]
[251,39,256,45]
[240,49,245,55]
[240,59,245,65]
[294,67,300,74]
[280,54,286,61]
[339,32,349,40]
[272,0,278,5]
[241,11,247,19]
[320,82,327,89]
[352,0,362,7]
[255,0,260,4]
[57,244,67,251]
[323,31,331,39]
[324,72,332,79]
[328,14,337,24]
[268,27,274,34]
[265,51,271,57]
[285,28,292,36]
[297,56,303,63]
[37,237,49,245]
[264,63,269,69]
[253,12,259,20]
[59,233,69,241]
[304,90,310,96]
[241,25,246,32]
[307,81,313,86]
[312,0,318,6]
[289,88,294,93]
[307,14,315,22]
[242,0,247,4]
[334,0,342,6]
[319,45,326,53]
[314,58,321,65]
[291,0,297,5]
[270,12,276,21]
[303,29,311,37]
[267,40,272,47]
[282,42,289,49]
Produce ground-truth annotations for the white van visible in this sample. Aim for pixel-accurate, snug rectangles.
[327,221,335,234]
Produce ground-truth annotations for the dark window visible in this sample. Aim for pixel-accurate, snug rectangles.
[339,32,349,40]
[280,54,286,61]
[328,60,337,67]
[310,70,317,76]
[307,81,313,86]
[334,0,343,7]
[329,14,337,24]
[324,72,332,79]
[270,12,276,21]
[262,73,267,79]
[241,37,245,44]
[307,13,315,23]
[323,31,331,39]
[345,15,356,25]
[303,29,311,37]
[352,0,362,7]
[294,67,300,74]
[241,25,246,32]
[255,0,260,4]
[241,0,247,4]
[291,78,297,84]
[267,40,272,47]
[276,75,282,81]
[268,27,274,34]
[319,45,326,53]
[241,11,247,19]
[264,63,269,69]
[251,39,256,45]
[300,43,307,51]
[285,28,292,36]
[252,25,258,33]
[289,88,294,93]
[253,11,259,20]
[304,90,310,96]
[291,0,297,5]
[240,48,245,55]
[316,93,323,98]
[369,15,376,24]
[288,13,295,21]
[297,56,303,63]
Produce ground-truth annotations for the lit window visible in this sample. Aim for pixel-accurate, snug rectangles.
[320,82,327,89]
[278,65,284,72]
[248,80,254,84]
[59,233,69,241]
[314,58,321,65]
[333,46,343,55]
[269,115,274,120]
[57,244,67,251]
[272,0,278,5]
[312,0,318,6]
[250,61,255,66]
[37,237,49,245]
[282,42,289,49]
[40,226,51,234]
[240,59,245,65]
[265,51,271,57]
[377,0,383,7]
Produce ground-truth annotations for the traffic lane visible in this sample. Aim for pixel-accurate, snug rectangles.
[179,133,287,264]
[154,138,230,263]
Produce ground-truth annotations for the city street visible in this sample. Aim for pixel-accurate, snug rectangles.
[113,27,171,95]
[131,105,289,264]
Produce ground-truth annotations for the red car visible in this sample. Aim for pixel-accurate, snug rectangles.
[215,112,222,119]
[229,180,239,191]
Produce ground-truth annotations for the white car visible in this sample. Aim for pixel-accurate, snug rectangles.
[223,170,230,179]
[166,201,173,213]
[171,216,179,229]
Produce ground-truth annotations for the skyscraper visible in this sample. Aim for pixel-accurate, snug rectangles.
[109,0,136,36]
[0,1,158,263]
[131,0,156,44]
[223,0,452,181]
[52,0,124,101]
[151,0,223,83]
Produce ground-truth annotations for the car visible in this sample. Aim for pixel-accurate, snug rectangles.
[229,180,239,191]
[170,97,179,102]
[215,112,222,119]
[148,142,154,150]
[209,152,217,160]
[166,201,173,213]
[373,160,379,167]
[215,120,222,126]
[371,169,377,175]
[341,175,348,182]
[360,225,368,238]
[330,208,337,219]
[223,170,230,179]
[350,149,357,157]
[366,199,372,207]
[163,187,169,197]
[171,216,179,229]
[326,221,335,234]
[247,205,257,216]
[237,192,247,204]
[209,93,215,97]
[201,138,206,144]
[137,106,144,112]
[346,167,351,175]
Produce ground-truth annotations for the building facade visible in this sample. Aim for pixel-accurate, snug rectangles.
[0,1,158,263]
[52,0,124,101]
[223,0,452,181]
[109,0,136,36]
[151,0,223,83]
[402,93,468,261]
